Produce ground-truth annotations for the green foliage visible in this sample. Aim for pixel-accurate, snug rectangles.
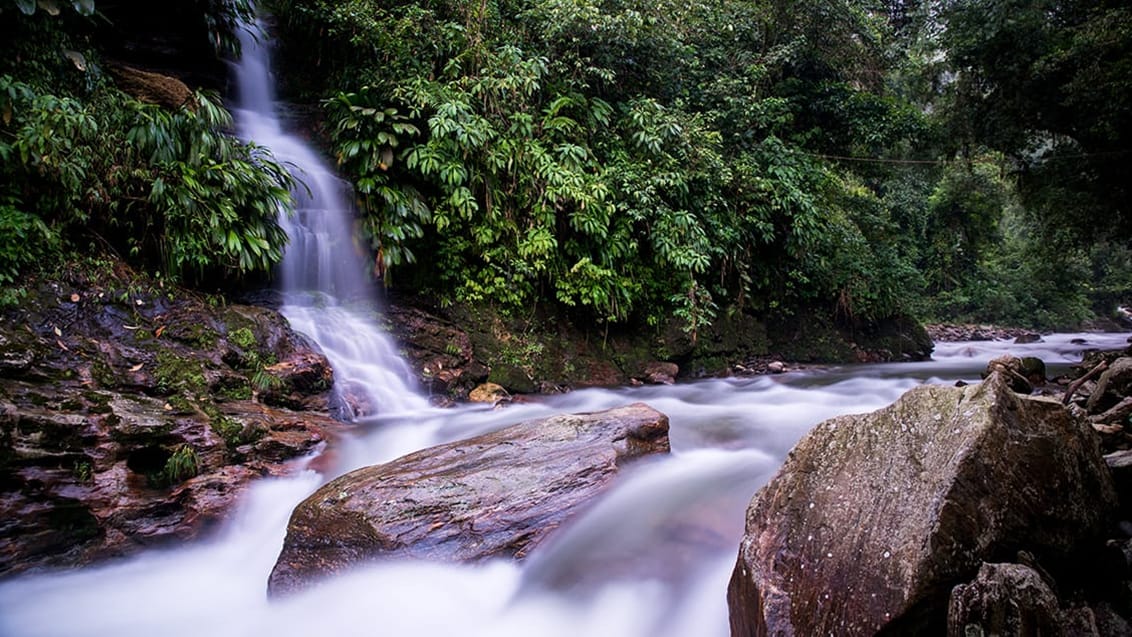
[0,199,54,285]
[265,0,952,330]
[158,444,199,486]
[0,73,293,285]
[941,0,1132,247]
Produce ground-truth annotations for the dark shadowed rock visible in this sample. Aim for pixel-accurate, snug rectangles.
[267,402,670,596]
[0,380,349,577]
[639,361,679,385]
[1087,357,1132,414]
[947,562,1061,636]
[727,373,1116,636]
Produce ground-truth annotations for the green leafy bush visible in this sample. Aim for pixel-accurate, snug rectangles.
[0,74,293,286]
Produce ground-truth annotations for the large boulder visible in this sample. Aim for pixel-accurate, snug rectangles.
[727,373,1117,636]
[267,402,670,596]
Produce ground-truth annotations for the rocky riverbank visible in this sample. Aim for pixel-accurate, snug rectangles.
[728,345,1132,635]
[0,264,931,578]
[0,264,351,576]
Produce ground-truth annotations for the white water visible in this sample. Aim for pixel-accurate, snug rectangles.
[230,19,428,418]
[1,334,1127,637]
[3,17,1132,637]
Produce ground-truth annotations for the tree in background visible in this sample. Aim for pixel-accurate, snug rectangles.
[267,0,937,334]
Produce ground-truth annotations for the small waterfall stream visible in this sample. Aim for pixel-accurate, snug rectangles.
[230,19,428,418]
[1,16,1131,637]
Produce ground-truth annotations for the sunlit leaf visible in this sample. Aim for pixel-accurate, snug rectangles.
[63,50,87,71]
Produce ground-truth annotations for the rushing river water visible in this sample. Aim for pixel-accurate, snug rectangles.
[2,17,1132,637]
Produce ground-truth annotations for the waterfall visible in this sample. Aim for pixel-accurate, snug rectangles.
[229,18,429,418]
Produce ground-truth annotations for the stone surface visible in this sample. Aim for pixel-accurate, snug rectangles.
[1087,357,1132,413]
[727,373,1117,636]
[947,562,1061,636]
[468,382,509,403]
[639,361,679,385]
[0,275,348,577]
[267,402,670,596]
[983,354,1034,393]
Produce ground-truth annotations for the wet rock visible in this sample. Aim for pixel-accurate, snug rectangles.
[1087,358,1132,414]
[385,305,487,397]
[727,373,1116,636]
[948,562,1061,636]
[1015,332,1044,344]
[0,380,349,577]
[468,382,510,404]
[766,361,786,374]
[0,276,348,577]
[1021,356,1047,386]
[983,354,1033,393]
[639,361,679,385]
[267,402,670,596]
[1107,451,1132,518]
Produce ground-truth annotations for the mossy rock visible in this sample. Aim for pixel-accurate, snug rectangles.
[487,363,538,394]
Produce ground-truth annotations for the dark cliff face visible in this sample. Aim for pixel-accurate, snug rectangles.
[94,0,233,92]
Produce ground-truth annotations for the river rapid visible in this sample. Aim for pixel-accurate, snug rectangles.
[1,334,1128,637]
[2,15,1130,637]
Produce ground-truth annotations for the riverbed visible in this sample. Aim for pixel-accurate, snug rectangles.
[1,331,1127,637]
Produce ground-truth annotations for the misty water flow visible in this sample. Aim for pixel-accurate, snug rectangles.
[2,15,1131,637]
[230,19,427,418]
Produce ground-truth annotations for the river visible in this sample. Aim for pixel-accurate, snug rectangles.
[1,14,1130,637]
[0,334,1128,637]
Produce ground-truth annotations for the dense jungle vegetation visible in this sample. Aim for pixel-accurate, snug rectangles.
[1,0,1130,332]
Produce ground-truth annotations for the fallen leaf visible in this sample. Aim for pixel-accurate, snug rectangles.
[163,403,173,411]
[135,299,144,306]
[122,325,142,330]
[53,326,62,337]
[129,363,144,372]
[154,325,166,338]
[70,293,80,302]
[56,339,69,351]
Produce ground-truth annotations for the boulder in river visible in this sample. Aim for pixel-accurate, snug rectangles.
[727,373,1117,636]
[267,402,670,596]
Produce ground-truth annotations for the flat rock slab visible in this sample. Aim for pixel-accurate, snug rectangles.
[267,402,670,596]
[727,373,1116,636]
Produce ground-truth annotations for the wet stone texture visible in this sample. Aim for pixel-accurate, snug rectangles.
[727,372,1117,636]
[267,402,670,596]
[0,278,349,578]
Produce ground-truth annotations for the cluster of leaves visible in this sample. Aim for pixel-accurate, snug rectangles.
[268,0,943,333]
[0,75,293,285]
[0,4,295,288]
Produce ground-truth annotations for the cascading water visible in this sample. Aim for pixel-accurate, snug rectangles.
[230,18,428,418]
[2,15,1132,637]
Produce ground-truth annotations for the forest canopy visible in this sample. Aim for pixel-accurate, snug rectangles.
[1,0,1130,330]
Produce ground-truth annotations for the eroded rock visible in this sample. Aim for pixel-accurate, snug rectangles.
[267,402,670,596]
[0,380,348,577]
[948,562,1061,636]
[727,373,1116,636]
[0,276,348,577]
